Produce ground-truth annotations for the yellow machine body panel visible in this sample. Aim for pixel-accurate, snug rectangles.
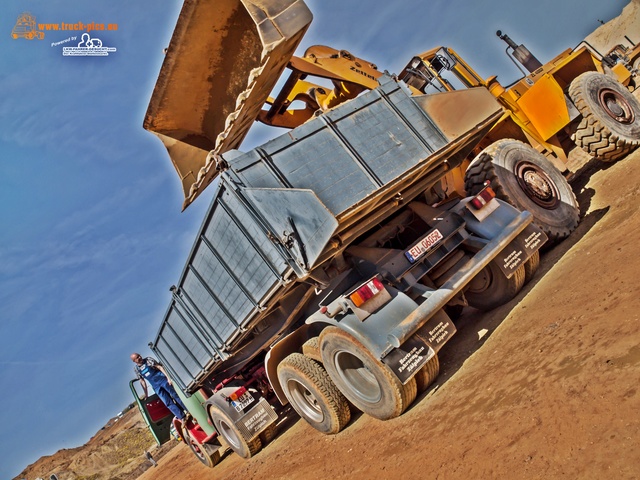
[515,74,572,141]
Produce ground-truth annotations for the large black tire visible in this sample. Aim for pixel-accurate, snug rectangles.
[569,71,640,162]
[465,139,579,244]
[301,336,322,363]
[319,327,417,420]
[414,354,440,394]
[523,250,540,285]
[208,404,262,459]
[182,428,221,468]
[277,353,351,434]
[258,422,278,444]
[464,259,525,311]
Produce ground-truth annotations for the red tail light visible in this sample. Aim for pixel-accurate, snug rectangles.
[350,278,385,307]
[229,386,247,401]
[470,184,496,210]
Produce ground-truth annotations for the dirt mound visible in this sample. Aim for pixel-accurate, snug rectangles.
[585,0,640,52]
[13,408,177,480]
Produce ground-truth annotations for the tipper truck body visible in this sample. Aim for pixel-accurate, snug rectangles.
[137,0,550,468]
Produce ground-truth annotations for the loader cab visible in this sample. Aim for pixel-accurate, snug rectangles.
[400,48,484,95]
[129,378,174,445]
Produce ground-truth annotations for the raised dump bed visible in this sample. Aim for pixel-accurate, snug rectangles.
[151,76,503,393]
[222,75,502,267]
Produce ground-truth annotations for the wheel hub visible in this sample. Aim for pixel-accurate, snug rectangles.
[335,350,381,404]
[289,379,323,423]
[599,88,634,124]
[219,420,241,449]
[515,161,561,209]
[190,439,205,459]
[467,267,491,293]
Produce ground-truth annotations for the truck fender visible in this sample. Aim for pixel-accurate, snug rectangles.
[204,386,260,424]
[453,197,522,241]
[267,292,419,403]
[265,323,331,405]
[306,289,422,363]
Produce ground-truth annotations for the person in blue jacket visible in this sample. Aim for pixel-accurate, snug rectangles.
[131,353,187,423]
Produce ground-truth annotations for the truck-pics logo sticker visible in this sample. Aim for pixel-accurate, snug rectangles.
[11,12,45,40]
[11,11,119,58]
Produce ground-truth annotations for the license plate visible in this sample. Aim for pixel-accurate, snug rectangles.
[405,229,444,263]
[231,391,255,412]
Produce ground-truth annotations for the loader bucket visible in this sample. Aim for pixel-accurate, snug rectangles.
[143,0,313,209]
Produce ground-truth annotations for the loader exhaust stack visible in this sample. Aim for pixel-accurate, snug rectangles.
[496,30,543,74]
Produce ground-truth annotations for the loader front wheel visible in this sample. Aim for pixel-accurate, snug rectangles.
[208,405,262,459]
[278,353,351,434]
[569,71,640,162]
[465,139,579,244]
[465,259,525,311]
[320,327,417,420]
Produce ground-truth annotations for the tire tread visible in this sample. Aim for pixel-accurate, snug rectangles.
[569,71,640,162]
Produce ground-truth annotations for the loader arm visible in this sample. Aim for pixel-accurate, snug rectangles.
[257,45,494,130]
[258,46,384,128]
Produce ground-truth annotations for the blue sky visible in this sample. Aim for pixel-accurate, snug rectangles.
[1,0,627,477]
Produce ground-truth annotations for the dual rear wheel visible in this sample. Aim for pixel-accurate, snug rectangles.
[319,327,437,421]
[208,404,262,459]
[277,352,351,434]
[279,328,441,430]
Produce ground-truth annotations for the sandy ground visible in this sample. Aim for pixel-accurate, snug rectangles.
[137,144,640,480]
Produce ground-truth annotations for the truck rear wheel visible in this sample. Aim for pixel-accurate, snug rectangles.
[569,71,640,162]
[277,353,350,434]
[258,422,278,444]
[301,336,322,363]
[414,353,440,394]
[208,404,262,459]
[523,250,540,285]
[183,428,221,468]
[465,139,579,244]
[464,259,525,311]
[319,327,417,420]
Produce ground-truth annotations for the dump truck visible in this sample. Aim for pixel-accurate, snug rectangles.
[138,0,552,468]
